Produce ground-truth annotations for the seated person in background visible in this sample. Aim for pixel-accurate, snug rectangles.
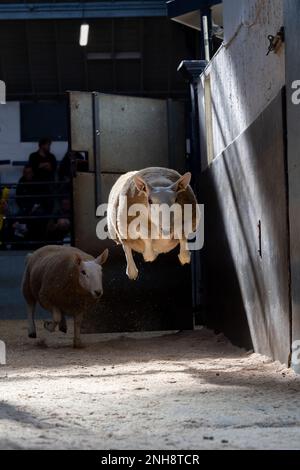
[13,165,48,244]
[59,151,88,198]
[29,137,57,182]
[13,165,37,241]
[0,187,9,246]
[16,165,37,214]
[46,198,71,242]
[28,137,57,214]
[59,150,86,182]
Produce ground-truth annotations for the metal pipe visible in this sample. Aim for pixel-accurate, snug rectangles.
[0,2,167,21]
[202,15,210,62]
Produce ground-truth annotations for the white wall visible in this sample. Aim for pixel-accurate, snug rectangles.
[198,0,285,168]
[0,102,67,183]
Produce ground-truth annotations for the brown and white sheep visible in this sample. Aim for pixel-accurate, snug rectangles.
[107,167,198,280]
[22,245,109,348]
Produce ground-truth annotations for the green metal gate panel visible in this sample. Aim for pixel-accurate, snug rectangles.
[96,93,169,173]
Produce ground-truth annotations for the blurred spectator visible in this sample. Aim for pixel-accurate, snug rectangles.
[58,150,86,182]
[47,198,71,242]
[28,137,57,214]
[28,137,57,182]
[11,166,47,245]
[15,165,37,214]
[0,186,10,246]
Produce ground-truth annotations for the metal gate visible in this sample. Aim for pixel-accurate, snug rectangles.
[68,91,194,333]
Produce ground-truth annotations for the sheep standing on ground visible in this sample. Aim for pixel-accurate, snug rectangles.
[107,167,198,280]
[22,245,109,348]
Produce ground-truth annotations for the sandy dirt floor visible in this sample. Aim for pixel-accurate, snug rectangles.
[0,320,300,450]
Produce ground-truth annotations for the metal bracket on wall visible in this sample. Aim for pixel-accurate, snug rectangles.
[266,27,285,56]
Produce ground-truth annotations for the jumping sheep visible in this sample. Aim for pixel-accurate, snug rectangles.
[22,245,109,348]
[107,167,198,280]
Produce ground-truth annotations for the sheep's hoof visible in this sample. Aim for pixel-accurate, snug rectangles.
[126,267,139,281]
[143,252,157,263]
[73,339,84,349]
[178,252,191,266]
[28,332,37,339]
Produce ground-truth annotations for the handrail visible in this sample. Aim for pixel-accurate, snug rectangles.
[4,215,71,220]
[1,181,67,187]
[0,179,72,248]
[4,194,70,200]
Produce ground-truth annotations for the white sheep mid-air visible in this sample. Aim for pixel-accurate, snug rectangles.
[107,167,198,280]
[22,245,109,348]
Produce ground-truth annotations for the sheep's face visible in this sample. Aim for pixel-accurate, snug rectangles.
[147,187,177,207]
[134,172,191,208]
[76,249,109,299]
[134,172,192,237]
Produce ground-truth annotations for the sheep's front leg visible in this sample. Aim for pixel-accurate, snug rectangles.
[123,243,138,280]
[73,313,84,348]
[44,307,62,333]
[178,239,191,265]
[143,239,157,263]
[27,302,37,339]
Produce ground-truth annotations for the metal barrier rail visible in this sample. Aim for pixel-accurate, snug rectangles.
[0,180,72,248]
[4,240,70,246]
[4,194,70,199]
[1,181,68,186]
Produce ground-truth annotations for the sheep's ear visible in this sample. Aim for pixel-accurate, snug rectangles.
[171,172,191,193]
[96,248,109,266]
[134,175,149,194]
[75,253,82,266]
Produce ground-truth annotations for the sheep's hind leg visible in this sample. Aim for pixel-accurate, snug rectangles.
[178,239,191,265]
[143,239,157,263]
[123,243,138,280]
[44,308,62,333]
[27,302,37,339]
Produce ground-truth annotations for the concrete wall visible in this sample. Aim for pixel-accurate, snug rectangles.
[201,91,291,364]
[198,0,285,168]
[198,0,291,363]
[0,102,67,183]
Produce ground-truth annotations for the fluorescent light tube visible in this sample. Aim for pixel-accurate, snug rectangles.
[79,23,89,47]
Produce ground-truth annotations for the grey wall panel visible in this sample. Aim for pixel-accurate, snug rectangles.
[101,173,121,203]
[167,99,186,173]
[97,93,169,173]
[72,171,117,252]
[201,91,291,364]
[73,172,100,254]
[69,91,95,171]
